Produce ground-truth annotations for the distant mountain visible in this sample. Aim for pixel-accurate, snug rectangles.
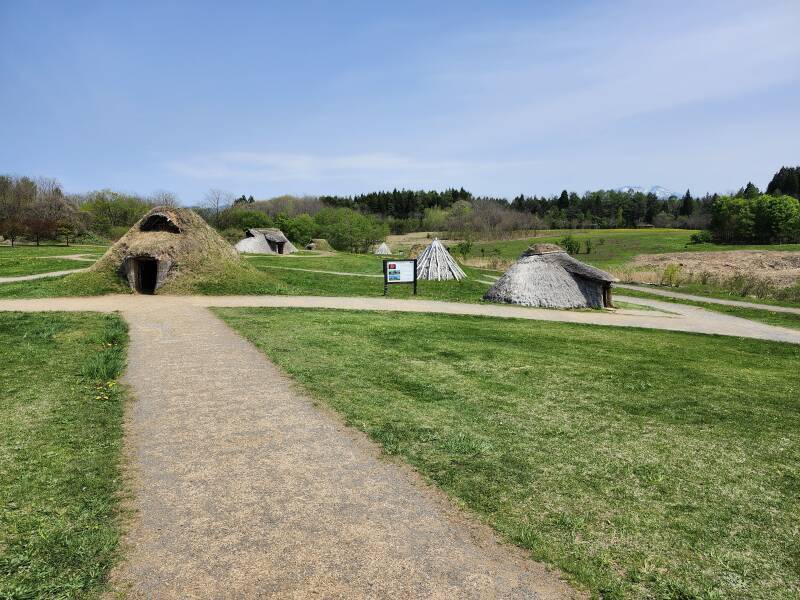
[617,185,677,200]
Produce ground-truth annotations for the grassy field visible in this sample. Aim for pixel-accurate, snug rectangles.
[468,229,800,270]
[217,308,800,599]
[619,288,800,330]
[0,245,105,277]
[0,253,494,303]
[0,312,128,598]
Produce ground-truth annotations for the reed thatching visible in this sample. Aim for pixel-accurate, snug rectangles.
[484,244,617,308]
[91,206,242,293]
[235,228,298,254]
[416,238,466,281]
[305,238,333,251]
[375,242,392,255]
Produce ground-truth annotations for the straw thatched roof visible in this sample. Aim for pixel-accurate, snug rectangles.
[235,228,298,254]
[484,244,617,309]
[375,242,392,255]
[306,238,332,251]
[92,206,241,293]
[416,238,466,281]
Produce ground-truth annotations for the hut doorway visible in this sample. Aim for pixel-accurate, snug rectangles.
[135,257,158,294]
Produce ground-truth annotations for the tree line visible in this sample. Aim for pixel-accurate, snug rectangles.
[4,165,797,247]
[0,176,178,245]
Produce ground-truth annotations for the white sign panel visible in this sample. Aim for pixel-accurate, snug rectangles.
[386,260,415,283]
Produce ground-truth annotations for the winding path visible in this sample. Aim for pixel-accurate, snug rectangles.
[0,267,88,283]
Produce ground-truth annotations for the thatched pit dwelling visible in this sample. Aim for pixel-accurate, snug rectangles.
[235,228,297,255]
[484,244,618,309]
[91,206,241,294]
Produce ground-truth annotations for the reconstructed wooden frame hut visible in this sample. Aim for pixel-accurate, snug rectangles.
[416,238,466,281]
[235,228,298,255]
[374,242,392,255]
[484,244,617,309]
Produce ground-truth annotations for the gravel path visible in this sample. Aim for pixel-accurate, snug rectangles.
[107,300,575,598]
[1,294,798,343]
[0,267,88,283]
[616,284,800,315]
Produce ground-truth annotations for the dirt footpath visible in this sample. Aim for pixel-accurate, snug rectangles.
[108,301,576,598]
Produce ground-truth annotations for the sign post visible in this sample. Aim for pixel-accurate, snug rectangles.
[383,259,417,296]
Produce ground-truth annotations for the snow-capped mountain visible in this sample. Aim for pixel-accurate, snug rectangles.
[617,185,677,200]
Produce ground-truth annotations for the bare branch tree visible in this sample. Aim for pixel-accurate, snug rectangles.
[203,188,233,227]
[149,190,180,208]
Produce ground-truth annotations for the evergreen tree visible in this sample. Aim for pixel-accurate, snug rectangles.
[766,166,800,199]
[742,182,760,199]
[679,189,694,216]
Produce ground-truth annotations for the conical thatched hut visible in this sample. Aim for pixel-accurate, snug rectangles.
[484,244,617,309]
[375,242,392,255]
[235,228,297,254]
[416,238,466,281]
[91,206,241,294]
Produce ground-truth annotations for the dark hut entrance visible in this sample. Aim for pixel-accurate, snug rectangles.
[134,257,158,294]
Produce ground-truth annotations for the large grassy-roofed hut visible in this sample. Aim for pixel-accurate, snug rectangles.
[91,206,244,294]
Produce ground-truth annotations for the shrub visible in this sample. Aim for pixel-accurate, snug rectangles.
[660,264,683,287]
[690,230,712,244]
[560,235,581,254]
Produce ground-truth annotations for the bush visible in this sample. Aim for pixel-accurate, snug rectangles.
[660,264,683,287]
[453,239,473,259]
[690,230,712,244]
[560,235,581,254]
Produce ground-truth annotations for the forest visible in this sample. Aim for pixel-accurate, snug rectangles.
[1,166,798,248]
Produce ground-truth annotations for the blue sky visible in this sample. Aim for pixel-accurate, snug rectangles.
[1,0,798,204]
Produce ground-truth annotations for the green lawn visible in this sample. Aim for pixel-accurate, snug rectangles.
[618,288,800,330]
[0,245,105,277]
[245,252,388,273]
[470,228,800,270]
[0,312,128,598]
[0,253,493,303]
[0,271,129,299]
[217,308,800,599]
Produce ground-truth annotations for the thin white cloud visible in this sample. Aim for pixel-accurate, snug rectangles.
[166,152,542,185]
[419,2,800,146]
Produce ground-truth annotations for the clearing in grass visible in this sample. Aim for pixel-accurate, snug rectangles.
[216,307,800,599]
[0,311,128,598]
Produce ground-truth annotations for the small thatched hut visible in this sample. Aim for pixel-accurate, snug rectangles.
[235,228,297,254]
[416,238,466,281]
[484,244,617,309]
[91,206,241,294]
[375,242,392,255]
[307,238,332,251]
